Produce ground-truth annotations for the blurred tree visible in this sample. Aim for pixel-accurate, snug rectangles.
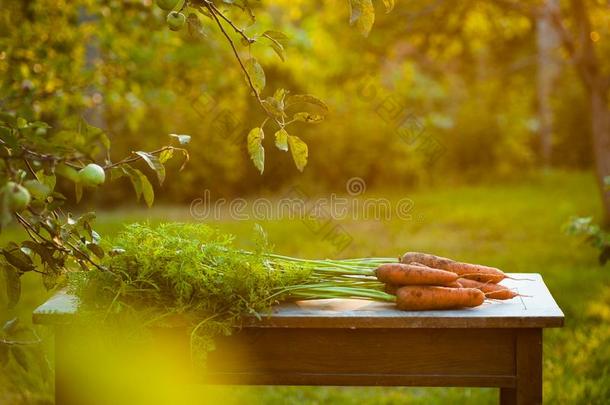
[557,1,610,226]
[354,0,607,211]
[536,0,561,167]
[514,0,610,225]
[0,0,604,204]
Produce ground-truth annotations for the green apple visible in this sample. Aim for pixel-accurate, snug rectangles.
[2,182,31,212]
[167,11,186,31]
[78,163,106,187]
[156,0,181,11]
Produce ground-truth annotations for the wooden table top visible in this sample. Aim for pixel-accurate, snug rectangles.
[33,273,564,329]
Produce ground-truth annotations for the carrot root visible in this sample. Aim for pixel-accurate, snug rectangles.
[395,286,485,310]
[401,252,507,284]
[376,263,458,286]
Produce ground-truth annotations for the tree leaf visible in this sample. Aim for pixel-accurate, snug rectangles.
[285,94,329,113]
[86,242,105,259]
[100,132,111,151]
[42,271,58,290]
[110,167,125,181]
[179,149,190,171]
[273,88,286,104]
[121,165,143,202]
[247,127,265,174]
[135,151,165,185]
[0,127,18,149]
[274,128,289,151]
[269,41,285,62]
[78,117,105,139]
[600,246,610,266]
[244,58,266,94]
[0,112,17,126]
[21,241,54,266]
[349,0,375,37]
[382,0,395,13]
[262,30,288,41]
[76,212,96,230]
[2,249,34,272]
[55,164,79,183]
[187,13,208,40]
[0,190,13,229]
[23,180,51,200]
[37,171,56,192]
[74,182,83,203]
[170,134,191,145]
[287,135,308,172]
[262,97,284,117]
[1,264,21,309]
[140,174,154,208]
[121,165,153,206]
[159,148,174,164]
[293,112,324,124]
[262,32,286,62]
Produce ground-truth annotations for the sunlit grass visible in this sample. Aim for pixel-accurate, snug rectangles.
[1,170,607,404]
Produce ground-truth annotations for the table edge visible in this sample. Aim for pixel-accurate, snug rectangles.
[33,295,565,330]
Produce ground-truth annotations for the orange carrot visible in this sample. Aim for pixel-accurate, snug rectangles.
[385,281,461,294]
[408,261,431,268]
[384,284,399,295]
[457,278,518,300]
[401,252,506,283]
[375,263,458,286]
[446,281,463,288]
[408,262,461,289]
[395,286,485,310]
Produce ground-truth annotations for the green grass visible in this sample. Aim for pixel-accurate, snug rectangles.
[2,170,609,404]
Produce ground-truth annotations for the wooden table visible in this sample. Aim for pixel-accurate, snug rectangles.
[34,273,563,405]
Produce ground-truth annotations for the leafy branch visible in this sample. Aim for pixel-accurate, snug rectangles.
[206,1,255,45]
[0,112,190,311]
[104,145,189,171]
[203,2,266,107]
[160,1,390,173]
[564,215,610,266]
[0,137,81,168]
[167,0,333,173]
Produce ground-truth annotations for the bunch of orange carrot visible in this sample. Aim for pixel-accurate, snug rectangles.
[375,252,520,310]
[262,250,525,311]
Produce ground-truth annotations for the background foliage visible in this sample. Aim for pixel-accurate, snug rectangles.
[1,0,609,403]
[1,0,599,201]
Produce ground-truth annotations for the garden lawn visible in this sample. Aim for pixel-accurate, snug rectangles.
[2,170,609,404]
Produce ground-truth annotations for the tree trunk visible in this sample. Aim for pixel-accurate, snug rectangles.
[564,0,610,226]
[79,8,106,131]
[536,0,561,166]
[590,82,610,226]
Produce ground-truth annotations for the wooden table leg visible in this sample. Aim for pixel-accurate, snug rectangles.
[499,328,542,405]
